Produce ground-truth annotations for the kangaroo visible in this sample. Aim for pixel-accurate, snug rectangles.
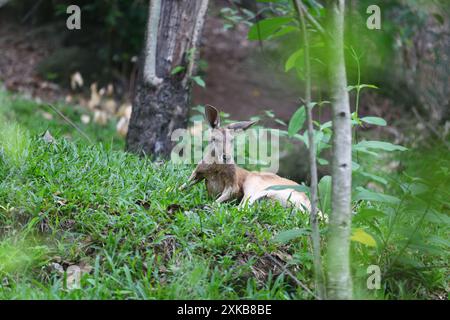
[180,105,312,212]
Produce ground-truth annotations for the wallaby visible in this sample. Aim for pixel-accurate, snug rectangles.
[180,105,312,212]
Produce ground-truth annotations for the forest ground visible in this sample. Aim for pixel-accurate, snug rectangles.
[0,90,448,299]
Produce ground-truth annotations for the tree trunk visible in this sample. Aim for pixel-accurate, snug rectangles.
[325,0,353,299]
[126,0,209,157]
[0,0,11,9]
[293,0,326,300]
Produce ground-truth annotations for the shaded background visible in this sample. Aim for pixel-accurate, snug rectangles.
[0,0,449,180]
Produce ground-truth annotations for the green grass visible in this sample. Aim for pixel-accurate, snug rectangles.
[0,90,124,150]
[0,91,318,299]
[0,137,313,299]
[0,90,448,299]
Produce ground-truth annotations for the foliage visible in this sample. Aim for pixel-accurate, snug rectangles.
[237,0,449,299]
[351,146,450,299]
[220,6,255,31]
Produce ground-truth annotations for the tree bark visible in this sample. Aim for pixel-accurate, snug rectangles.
[126,0,209,157]
[0,0,11,9]
[325,0,353,299]
[293,0,326,300]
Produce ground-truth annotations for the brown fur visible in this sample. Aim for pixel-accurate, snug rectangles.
[180,105,312,212]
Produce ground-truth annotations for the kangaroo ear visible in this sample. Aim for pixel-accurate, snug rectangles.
[226,120,257,132]
[204,104,220,128]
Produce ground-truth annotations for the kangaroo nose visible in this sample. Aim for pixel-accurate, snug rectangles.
[222,155,228,162]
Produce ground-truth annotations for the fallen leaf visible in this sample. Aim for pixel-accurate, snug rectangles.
[42,130,55,143]
[101,99,117,114]
[93,110,108,125]
[65,95,73,103]
[70,72,84,90]
[167,204,183,215]
[81,114,90,124]
[116,116,129,137]
[65,263,92,290]
[55,198,67,206]
[51,262,64,274]
[41,111,53,120]
[116,104,132,118]
[40,81,60,90]
[88,83,101,110]
[79,262,93,274]
[106,83,114,96]
[66,265,81,290]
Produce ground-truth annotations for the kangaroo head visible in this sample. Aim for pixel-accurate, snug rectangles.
[204,105,257,164]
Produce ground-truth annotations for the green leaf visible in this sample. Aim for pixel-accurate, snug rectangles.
[424,210,450,225]
[351,228,377,247]
[396,256,424,269]
[316,131,328,152]
[266,184,310,193]
[191,76,205,88]
[408,243,443,256]
[432,13,444,25]
[354,187,400,204]
[354,140,407,152]
[408,182,429,195]
[320,121,332,130]
[352,161,360,171]
[357,171,388,185]
[274,118,287,126]
[427,235,450,248]
[248,17,293,41]
[288,106,305,137]
[171,66,185,75]
[295,133,308,145]
[223,23,233,31]
[302,130,323,149]
[353,148,379,157]
[318,175,331,213]
[285,49,303,72]
[273,228,310,244]
[270,25,299,39]
[264,110,275,118]
[360,116,387,126]
[353,208,386,224]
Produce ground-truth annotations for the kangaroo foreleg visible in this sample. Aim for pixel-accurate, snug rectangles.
[216,186,233,203]
[179,168,203,191]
